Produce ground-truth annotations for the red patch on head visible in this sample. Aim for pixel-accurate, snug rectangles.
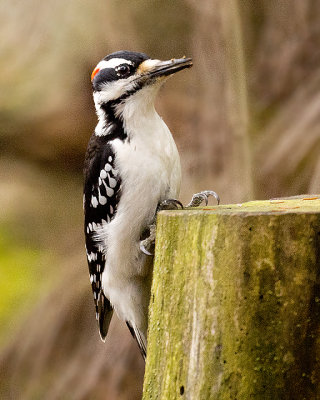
[91,67,100,81]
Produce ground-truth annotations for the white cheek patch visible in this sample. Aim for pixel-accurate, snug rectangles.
[96,58,134,71]
[93,76,138,105]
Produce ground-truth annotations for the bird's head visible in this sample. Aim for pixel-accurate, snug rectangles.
[91,51,192,120]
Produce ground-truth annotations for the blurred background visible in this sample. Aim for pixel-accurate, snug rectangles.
[1,0,320,399]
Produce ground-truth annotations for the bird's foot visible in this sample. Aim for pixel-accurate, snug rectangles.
[139,199,183,256]
[186,190,220,207]
[140,223,156,256]
[157,198,184,211]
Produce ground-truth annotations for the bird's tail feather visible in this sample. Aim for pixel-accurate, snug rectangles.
[126,321,147,360]
[98,295,113,341]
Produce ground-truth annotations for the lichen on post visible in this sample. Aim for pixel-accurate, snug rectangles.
[143,196,320,400]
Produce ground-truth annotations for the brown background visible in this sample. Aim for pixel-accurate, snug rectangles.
[1,1,320,399]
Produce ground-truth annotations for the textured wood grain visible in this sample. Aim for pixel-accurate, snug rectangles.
[143,197,320,400]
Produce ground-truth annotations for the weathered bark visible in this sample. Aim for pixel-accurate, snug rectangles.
[143,196,320,400]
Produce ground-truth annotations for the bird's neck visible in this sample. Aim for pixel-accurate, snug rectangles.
[94,101,125,139]
[95,88,159,140]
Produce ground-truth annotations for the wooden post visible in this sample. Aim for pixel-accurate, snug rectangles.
[143,196,320,400]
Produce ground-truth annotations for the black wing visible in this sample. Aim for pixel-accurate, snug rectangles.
[83,134,121,339]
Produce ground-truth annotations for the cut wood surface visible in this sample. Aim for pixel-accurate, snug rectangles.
[143,196,320,400]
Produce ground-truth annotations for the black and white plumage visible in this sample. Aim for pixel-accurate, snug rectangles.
[84,50,192,358]
[84,136,121,338]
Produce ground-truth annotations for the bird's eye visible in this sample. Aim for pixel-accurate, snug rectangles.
[115,64,131,77]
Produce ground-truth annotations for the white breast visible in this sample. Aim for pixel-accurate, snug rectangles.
[99,86,181,325]
[101,89,181,271]
[112,105,181,239]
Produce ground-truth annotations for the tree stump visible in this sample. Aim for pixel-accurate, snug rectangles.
[143,196,320,400]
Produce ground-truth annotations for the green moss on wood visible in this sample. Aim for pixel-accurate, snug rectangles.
[143,197,320,400]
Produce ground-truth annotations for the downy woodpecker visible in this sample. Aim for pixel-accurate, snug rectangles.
[84,50,218,359]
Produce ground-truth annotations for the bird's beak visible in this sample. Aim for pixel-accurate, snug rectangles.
[138,57,193,80]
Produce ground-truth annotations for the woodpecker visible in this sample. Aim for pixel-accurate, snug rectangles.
[84,50,218,359]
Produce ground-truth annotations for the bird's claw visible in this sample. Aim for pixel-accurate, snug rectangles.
[140,242,154,256]
[187,190,220,208]
[157,198,184,211]
[139,223,156,256]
